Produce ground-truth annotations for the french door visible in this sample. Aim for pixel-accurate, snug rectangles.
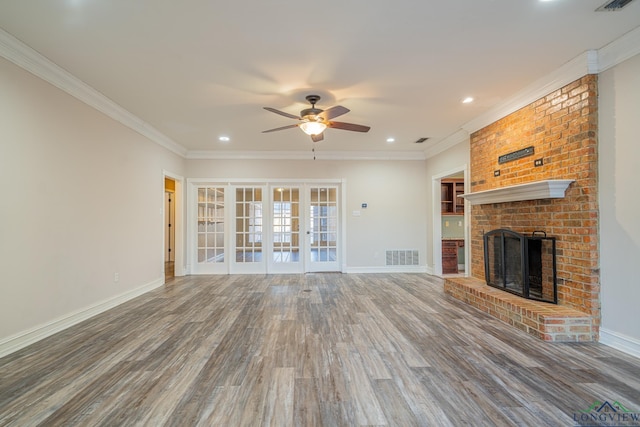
[307,186,340,272]
[230,186,265,274]
[268,186,302,273]
[189,181,342,274]
[193,186,227,274]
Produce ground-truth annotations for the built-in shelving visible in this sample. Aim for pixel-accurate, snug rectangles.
[441,179,465,214]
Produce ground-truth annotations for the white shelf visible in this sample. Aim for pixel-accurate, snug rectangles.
[459,179,574,205]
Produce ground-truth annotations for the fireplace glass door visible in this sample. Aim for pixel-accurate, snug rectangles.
[484,229,557,304]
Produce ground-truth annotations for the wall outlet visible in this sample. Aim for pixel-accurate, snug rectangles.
[114,272,119,282]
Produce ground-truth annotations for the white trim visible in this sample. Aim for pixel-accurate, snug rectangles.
[340,179,348,274]
[0,277,164,358]
[187,177,345,185]
[423,130,469,159]
[596,25,640,73]
[0,28,187,158]
[187,179,347,275]
[3,24,640,162]
[431,165,469,277]
[460,179,574,205]
[458,26,640,136]
[345,266,428,274]
[461,51,597,135]
[186,150,426,161]
[600,328,640,359]
[163,170,185,277]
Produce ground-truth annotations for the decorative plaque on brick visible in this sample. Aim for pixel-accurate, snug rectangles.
[498,146,534,164]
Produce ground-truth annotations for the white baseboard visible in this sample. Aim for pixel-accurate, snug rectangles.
[599,328,640,359]
[345,266,428,274]
[0,277,164,359]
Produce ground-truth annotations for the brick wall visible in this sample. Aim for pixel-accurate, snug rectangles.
[469,75,600,331]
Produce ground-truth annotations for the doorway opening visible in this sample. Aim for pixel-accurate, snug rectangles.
[432,167,468,277]
[163,171,184,282]
[165,177,176,279]
[189,180,344,275]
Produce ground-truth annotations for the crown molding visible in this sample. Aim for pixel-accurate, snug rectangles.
[3,22,638,162]
[461,51,596,135]
[596,25,640,73]
[0,29,188,158]
[461,25,640,135]
[186,150,426,161]
[422,129,469,159]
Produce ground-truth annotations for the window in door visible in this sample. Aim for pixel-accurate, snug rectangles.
[309,187,338,263]
[235,187,263,263]
[197,187,225,263]
[272,187,300,263]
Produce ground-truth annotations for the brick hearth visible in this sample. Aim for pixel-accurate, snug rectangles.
[444,277,594,342]
[450,74,600,342]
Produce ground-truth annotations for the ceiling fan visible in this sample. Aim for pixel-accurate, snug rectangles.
[262,95,370,142]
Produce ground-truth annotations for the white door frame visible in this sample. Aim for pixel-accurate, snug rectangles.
[186,178,345,275]
[267,184,304,274]
[305,183,342,273]
[229,185,267,274]
[432,165,469,277]
[186,181,230,275]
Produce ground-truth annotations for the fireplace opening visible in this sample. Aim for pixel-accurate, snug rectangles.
[483,229,557,303]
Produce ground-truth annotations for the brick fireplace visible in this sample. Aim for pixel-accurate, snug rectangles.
[444,75,599,342]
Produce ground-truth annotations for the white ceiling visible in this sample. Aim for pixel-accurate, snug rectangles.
[1,0,639,157]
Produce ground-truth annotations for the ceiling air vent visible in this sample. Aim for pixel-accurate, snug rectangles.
[415,137,429,144]
[596,0,635,11]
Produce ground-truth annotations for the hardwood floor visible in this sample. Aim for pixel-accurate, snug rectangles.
[0,273,638,426]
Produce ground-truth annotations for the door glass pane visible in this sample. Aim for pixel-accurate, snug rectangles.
[235,187,263,263]
[272,187,300,263]
[197,187,224,263]
[309,187,337,262]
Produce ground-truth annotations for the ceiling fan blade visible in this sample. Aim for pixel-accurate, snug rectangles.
[263,107,300,120]
[327,121,371,132]
[318,105,349,121]
[262,124,300,133]
[311,133,324,143]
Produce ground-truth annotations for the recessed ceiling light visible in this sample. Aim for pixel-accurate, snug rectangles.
[386,137,395,143]
[462,97,474,104]
[219,136,230,142]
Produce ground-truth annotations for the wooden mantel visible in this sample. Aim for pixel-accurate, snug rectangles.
[459,179,574,205]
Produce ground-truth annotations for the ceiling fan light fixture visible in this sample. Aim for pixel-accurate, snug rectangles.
[300,120,327,136]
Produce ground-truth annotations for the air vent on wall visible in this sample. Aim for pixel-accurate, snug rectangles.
[386,250,419,266]
[596,0,635,11]
[415,137,429,144]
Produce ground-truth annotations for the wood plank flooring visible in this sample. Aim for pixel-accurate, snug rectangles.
[0,273,639,426]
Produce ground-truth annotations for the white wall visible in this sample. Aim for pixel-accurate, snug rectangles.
[598,52,640,356]
[187,158,428,270]
[424,140,470,269]
[0,57,185,348]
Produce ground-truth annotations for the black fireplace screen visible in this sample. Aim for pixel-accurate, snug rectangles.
[484,229,557,304]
